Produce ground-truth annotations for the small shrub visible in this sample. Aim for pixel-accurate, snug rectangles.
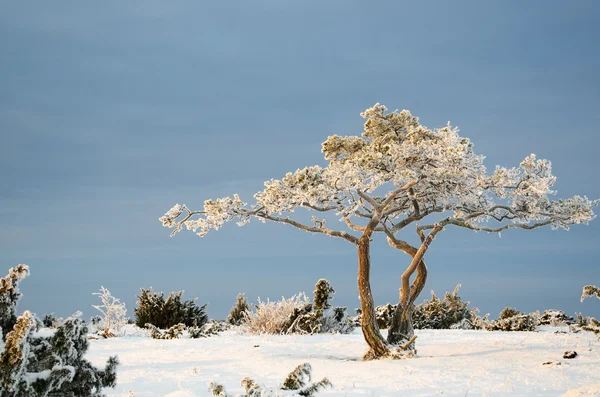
[146,323,186,340]
[244,279,354,335]
[134,287,208,329]
[227,293,250,326]
[538,309,575,326]
[208,362,331,397]
[413,285,480,330]
[244,293,311,335]
[189,319,228,339]
[92,286,128,337]
[485,308,539,331]
[575,285,600,338]
[352,285,481,330]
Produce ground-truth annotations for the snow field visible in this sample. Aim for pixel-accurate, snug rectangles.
[87,327,600,397]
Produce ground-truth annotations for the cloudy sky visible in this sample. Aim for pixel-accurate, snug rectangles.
[1,1,599,320]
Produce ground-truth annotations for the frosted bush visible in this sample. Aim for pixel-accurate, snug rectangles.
[208,362,331,397]
[576,285,600,338]
[485,308,540,331]
[227,293,250,326]
[243,293,311,335]
[538,309,575,326]
[413,285,481,330]
[92,286,128,338]
[244,279,354,335]
[134,287,208,330]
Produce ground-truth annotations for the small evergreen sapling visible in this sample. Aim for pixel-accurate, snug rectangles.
[0,266,119,397]
[0,264,29,339]
[0,312,119,397]
[227,293,250,326]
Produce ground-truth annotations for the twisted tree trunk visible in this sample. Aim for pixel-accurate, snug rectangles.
[386,225,441,348]
[357,236,389,359]
[388,258,426,346]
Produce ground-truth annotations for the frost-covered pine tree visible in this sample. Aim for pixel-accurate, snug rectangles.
[92,286,128,338]
[0,264,29,339]
[0,266,119,397]
[226,293,250,326]
[160,104,597,359]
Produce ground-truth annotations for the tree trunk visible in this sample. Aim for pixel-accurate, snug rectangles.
[387,259,426,346]
[387,225,441,347]
[357,236,389,360]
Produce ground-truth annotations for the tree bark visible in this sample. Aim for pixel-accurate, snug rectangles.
[387,259,426,345]
[357,236,389,359]
[387,225,441,347]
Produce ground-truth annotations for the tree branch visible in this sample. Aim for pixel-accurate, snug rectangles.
[256,213,359,244]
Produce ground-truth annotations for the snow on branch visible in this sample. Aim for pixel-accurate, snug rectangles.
[160,104,597,243]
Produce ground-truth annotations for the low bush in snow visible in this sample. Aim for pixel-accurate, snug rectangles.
[353,285,483,330]
[92,286,128,338]
[243,279,353,335]
[574,285,600,338]
[227,293,250,326]
[412,285,482,330]
[209,362,331,397]
[0,265,118,397]
[146,319,228,340]
[244,293,311,335]
[538,309,575,326]
[485,307,539,331]
[134,287,208,330]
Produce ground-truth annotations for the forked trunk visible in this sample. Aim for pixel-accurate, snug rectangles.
[388,303,415,346]
[388,258,427,346]
[357,237,389,360]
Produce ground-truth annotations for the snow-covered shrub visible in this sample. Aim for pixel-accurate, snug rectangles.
[352,304,395,329]
[290,279,353,335]
[244,293,311,335]
[485,308,539,331]
[92,286,128,338]
[134,287,208,330]
[352,286,483,330]
[0,311,119,396]
[147,319,226,340]
[208,362,331,397]
[0,264,29,339]
[227,293,250,326]
[42,313,63,328]
[412,285,480,330]
[0,265,119,396]
[146,323,186,340]
[576,285,600,338]
[538,309,575,326]
[244,280,354,335]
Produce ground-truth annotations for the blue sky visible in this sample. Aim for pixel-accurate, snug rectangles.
[1,1,599,320]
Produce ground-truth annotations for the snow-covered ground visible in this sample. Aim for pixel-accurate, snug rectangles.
[87,327,600,397]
